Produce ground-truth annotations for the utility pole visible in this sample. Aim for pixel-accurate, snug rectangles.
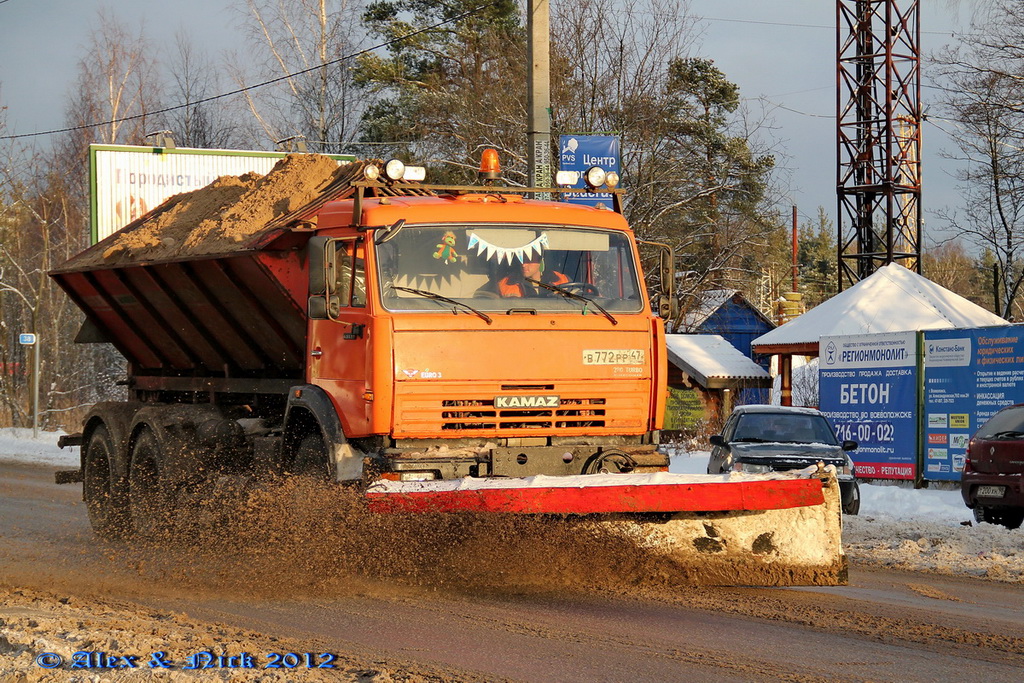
[527,0,552,194]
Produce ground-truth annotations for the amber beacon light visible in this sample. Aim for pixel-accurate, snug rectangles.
[478,149,501,181]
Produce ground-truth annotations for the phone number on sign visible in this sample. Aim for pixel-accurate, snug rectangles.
[834,421,895,444]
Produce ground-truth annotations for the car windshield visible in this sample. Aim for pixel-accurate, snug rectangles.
[732,412,839,445]
[375,225,643,314]
[975,406,1024,439]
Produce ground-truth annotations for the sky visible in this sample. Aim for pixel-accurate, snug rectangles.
[0,0,976,241]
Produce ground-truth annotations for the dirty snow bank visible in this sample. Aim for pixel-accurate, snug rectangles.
[670,449,1023,583]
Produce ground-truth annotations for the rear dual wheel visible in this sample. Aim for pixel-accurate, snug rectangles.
[83,425,130,539]
[128,428,175,539]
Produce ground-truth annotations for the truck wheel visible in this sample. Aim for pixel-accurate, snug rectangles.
[128,429,174,539]
[291,431,331,481]
[84,425,130,539]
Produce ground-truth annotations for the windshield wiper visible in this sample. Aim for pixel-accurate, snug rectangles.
[391,286,493,324]
[390,286,492,324]
[732,437,766,443]
[992,430,1024,439]
[526,279,618,325]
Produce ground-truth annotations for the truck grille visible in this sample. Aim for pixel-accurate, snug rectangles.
[441,397,607,430]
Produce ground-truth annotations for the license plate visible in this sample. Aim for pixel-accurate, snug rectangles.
[582,349,645,365]
[977,485,1006,498]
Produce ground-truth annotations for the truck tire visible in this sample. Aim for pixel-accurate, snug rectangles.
[84,424,130,540]
[291,431,331,481]
[128,428,174,539]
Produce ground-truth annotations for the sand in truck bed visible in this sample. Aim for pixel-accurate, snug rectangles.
[78,153,348,269]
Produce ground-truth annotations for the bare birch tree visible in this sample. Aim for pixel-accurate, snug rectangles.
[231,0,368,151]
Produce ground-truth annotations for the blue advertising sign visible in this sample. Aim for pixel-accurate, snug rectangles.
[819,332,918,480]
[558,135,620,207]
[922,325,1024,481]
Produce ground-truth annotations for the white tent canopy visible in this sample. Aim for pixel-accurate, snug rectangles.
[752,264,1007,354]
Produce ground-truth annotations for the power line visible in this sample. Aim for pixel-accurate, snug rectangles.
[0,1,496,141]
[703,14,954,36]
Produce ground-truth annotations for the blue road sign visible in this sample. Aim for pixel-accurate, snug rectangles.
[558,135,620,207]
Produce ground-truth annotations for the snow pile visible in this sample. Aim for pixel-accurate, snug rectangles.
[844,485,1024,582]
[0,428,78,467]
[669,448,1023,583]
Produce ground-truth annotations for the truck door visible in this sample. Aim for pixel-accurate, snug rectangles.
[308,238,373,436]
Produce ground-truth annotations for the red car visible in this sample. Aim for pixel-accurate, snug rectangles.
[961,404,1024,529]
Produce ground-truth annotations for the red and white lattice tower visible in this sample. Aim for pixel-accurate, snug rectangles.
[836,0,922,289]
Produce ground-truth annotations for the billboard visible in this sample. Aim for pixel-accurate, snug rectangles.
[558,135,620,207]
[818,331,918,480]
[922,325,1024,481]
[89,145,354,244]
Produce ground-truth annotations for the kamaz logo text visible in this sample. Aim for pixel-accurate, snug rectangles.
[494,395,560,409]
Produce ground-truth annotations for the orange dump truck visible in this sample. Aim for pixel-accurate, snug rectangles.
[52,153,845,585]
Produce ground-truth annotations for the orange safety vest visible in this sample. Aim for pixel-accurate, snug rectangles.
[498,271,570,297]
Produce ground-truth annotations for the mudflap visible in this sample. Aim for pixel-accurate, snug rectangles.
[365,471,847,587]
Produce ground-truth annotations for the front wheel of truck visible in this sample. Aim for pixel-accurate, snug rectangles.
[84,424,130,540]
[291,431,332,481]
[128,428,175,539]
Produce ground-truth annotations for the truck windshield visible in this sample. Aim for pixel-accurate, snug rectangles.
[375,225,644,314]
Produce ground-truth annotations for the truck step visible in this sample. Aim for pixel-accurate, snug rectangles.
[55,469,84,484]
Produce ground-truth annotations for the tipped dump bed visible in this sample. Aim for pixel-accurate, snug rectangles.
[51,155,427,379]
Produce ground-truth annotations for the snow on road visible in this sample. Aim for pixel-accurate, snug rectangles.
[2,430,1020,582]
[670,449,1024,582]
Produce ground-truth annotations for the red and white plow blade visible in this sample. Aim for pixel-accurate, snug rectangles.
[366,471,847,586]
[365,471,826,515]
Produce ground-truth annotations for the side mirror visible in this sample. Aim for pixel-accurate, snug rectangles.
[842,440,858,451]
[308,295,341,320]
[637,238,677,320]
[308,295,328,320]
[307,236,333,296]
[709,434,728,449]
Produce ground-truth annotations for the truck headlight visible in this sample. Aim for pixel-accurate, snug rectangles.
[399,471,437,482]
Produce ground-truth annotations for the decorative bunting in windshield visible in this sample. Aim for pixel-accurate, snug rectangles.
[466,232,548,264]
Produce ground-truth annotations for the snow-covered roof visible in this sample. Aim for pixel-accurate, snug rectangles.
[752,263,1008,352]
[665,334,771,389]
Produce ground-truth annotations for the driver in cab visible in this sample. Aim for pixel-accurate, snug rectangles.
[499,258,569,297]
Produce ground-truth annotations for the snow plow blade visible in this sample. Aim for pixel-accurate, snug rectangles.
[366,471,846,587]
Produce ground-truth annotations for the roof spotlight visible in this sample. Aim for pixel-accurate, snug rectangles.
[584,166,607,189]
[384,159,406,181]
[605,171,620,189]
[363,164,381,181]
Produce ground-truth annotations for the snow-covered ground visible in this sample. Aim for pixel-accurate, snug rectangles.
[2,430,1020,583]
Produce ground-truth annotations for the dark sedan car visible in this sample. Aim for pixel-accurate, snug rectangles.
[708,405,861,515]
[961,404,1024,529]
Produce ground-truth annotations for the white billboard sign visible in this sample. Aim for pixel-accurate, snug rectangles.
[89,145,353,244]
